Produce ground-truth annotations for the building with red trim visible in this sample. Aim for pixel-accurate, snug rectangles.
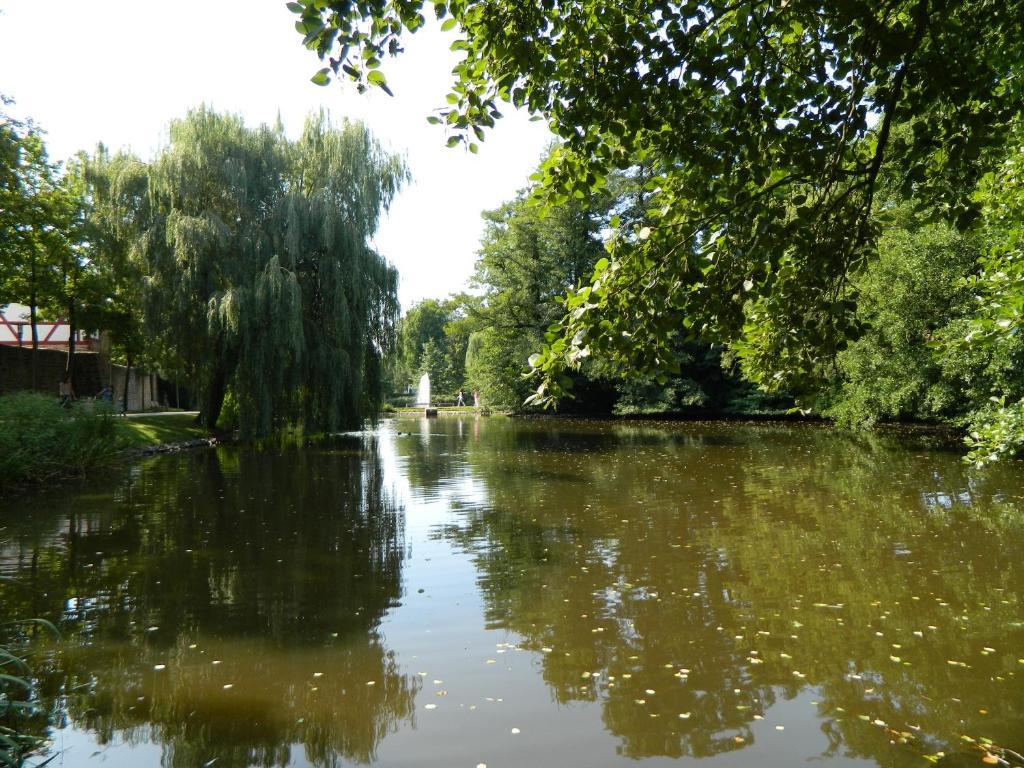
[0,303,100,351]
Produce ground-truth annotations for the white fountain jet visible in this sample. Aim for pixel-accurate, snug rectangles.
[415,373,431,407]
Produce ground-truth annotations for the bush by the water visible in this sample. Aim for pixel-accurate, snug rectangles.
[0,392,121,487]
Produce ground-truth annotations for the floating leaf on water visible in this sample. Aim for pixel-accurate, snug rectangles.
[153,664,166,671]
[679,712,691,719]
[366,681,376,686]
[775,725,785,731]
[486,659,497,665]
[223,684,233,689]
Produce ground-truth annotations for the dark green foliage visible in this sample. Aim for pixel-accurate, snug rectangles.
[608,343,791,417]
[0,392,120,487]
[0,115,78,385]
[131,108,406,436]
[464,188,606,410]
[947,144,1024,462]
[393,298,467,395]
[461,171,791,415]
[291,0,1024,402]
[80,146,154,385]
[823,222,980,427]
[465,325,542,410]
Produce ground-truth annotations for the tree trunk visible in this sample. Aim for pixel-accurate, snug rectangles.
[65,298,77,385]
[29,267,38,390]
[122,354,132,414]
[200,363,228,430]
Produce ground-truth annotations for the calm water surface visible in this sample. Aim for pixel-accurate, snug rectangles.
[2,416,1023,767]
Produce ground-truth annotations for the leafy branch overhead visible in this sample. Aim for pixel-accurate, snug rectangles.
[289,0,1024,403]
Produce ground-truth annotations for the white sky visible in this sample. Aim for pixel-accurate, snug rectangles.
[0,0,553,309]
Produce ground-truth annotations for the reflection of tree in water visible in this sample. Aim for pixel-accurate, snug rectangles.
[0,436,416,767]
[707,429,1024,764]
[419,419,1024,765]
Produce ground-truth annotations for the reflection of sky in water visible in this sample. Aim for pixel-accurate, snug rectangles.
[1,416,1023,767]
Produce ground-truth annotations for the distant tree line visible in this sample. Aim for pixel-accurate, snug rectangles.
[293,1,1024,461]
[389,150,789,416]
[391,137,1024,464]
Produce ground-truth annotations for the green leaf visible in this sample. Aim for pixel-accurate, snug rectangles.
[311,68,331,86]
[440,17,457,31]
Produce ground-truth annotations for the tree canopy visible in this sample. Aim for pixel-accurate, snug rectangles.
[0,102,89,383]
[119,108,407,435]
[291,0,1024,392]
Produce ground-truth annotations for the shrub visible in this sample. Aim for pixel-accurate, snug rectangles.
[0,392,122,488]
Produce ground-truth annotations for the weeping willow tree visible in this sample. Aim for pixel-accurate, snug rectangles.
[139,108,405,436]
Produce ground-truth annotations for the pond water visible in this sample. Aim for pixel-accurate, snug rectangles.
[2,416,1023,768]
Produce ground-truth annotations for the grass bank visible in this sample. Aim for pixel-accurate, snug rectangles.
[0,394,212,490]
[118,413,210,448]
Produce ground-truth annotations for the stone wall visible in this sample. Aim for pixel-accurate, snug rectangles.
[109,365,163,412]
[0,346,167,411]
[0,345,103,397]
